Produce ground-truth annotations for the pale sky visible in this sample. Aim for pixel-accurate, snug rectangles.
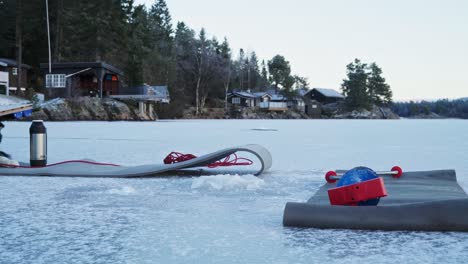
[136,0,468,100]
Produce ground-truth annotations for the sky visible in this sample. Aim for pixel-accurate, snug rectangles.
[135,0,468,100]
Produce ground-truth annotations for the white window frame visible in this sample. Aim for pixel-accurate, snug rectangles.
[12,67,18,75]
[46,74,66,88]
[232,97,241,104]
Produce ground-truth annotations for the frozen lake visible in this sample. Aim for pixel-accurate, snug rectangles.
[1,120,468,264]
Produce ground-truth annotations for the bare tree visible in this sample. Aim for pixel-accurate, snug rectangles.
[193,29,207,115]
[224,64,231,112]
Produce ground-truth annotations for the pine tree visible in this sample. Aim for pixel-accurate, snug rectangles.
[368,63,392,105]
[281,75,296,99]
[219,38,232,111]
[174,21,196,101]
[341,59,371,109]
[146,0,174,84]
[126,4,151,88]
[194,28,208,114]
[259,60,269,90]
[148,0,172,41]
[237,49,245,90]
[268,55,291,93]
[248,52,261,91]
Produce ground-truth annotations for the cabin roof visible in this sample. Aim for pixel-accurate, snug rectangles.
[308,88,344,98]
[228,91,256,99]
[39,61,123,75]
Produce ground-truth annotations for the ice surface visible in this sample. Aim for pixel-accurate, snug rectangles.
[1,120,468,264]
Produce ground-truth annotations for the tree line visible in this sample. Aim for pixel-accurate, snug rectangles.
[391,99,468,119]
[0,0,308,115]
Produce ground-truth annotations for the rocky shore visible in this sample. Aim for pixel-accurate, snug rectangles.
[321,102,399,119]
[21,97,400,121]
[24,97,157,121]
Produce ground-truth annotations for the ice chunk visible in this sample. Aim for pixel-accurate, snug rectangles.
[107,186,136,195]
[191,174,265,191]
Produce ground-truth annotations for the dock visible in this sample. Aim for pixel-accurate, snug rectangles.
[0,95,33,119]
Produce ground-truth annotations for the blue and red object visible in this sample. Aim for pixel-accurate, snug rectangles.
[327,167,389,206]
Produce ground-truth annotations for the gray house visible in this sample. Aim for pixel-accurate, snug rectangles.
[227,91,256,107]
[228,90,289,111]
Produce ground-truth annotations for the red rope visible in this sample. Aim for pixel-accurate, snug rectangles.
[164,152,253,168]
[163,152,197,165]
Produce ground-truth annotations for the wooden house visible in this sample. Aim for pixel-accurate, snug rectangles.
[252,92,272,107]
[304,100,322,118]
[228,90,289,111]
[39,62,123,99]
[260,92,288,111]
[0,58,32,95]
[227,91,257,107]
[304,88,344,104]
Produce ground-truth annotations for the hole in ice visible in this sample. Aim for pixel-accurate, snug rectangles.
[249,128,278,131]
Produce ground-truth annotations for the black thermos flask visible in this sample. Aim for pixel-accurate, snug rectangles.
[30,120,47,166]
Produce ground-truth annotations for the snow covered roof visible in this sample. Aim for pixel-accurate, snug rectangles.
[252,92,271,98]
[312,88,344,98]
[228,91,256,99]
[39,61,123,75]
[229,90,287,101]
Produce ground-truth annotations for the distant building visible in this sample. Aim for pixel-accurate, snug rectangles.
[261,90,288,112]
[227,91,257,108]
[0,58,32,95]
[304,88,345,104]
[302,88,344,118]
[227,89,291,112]
[39,61,123,98]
